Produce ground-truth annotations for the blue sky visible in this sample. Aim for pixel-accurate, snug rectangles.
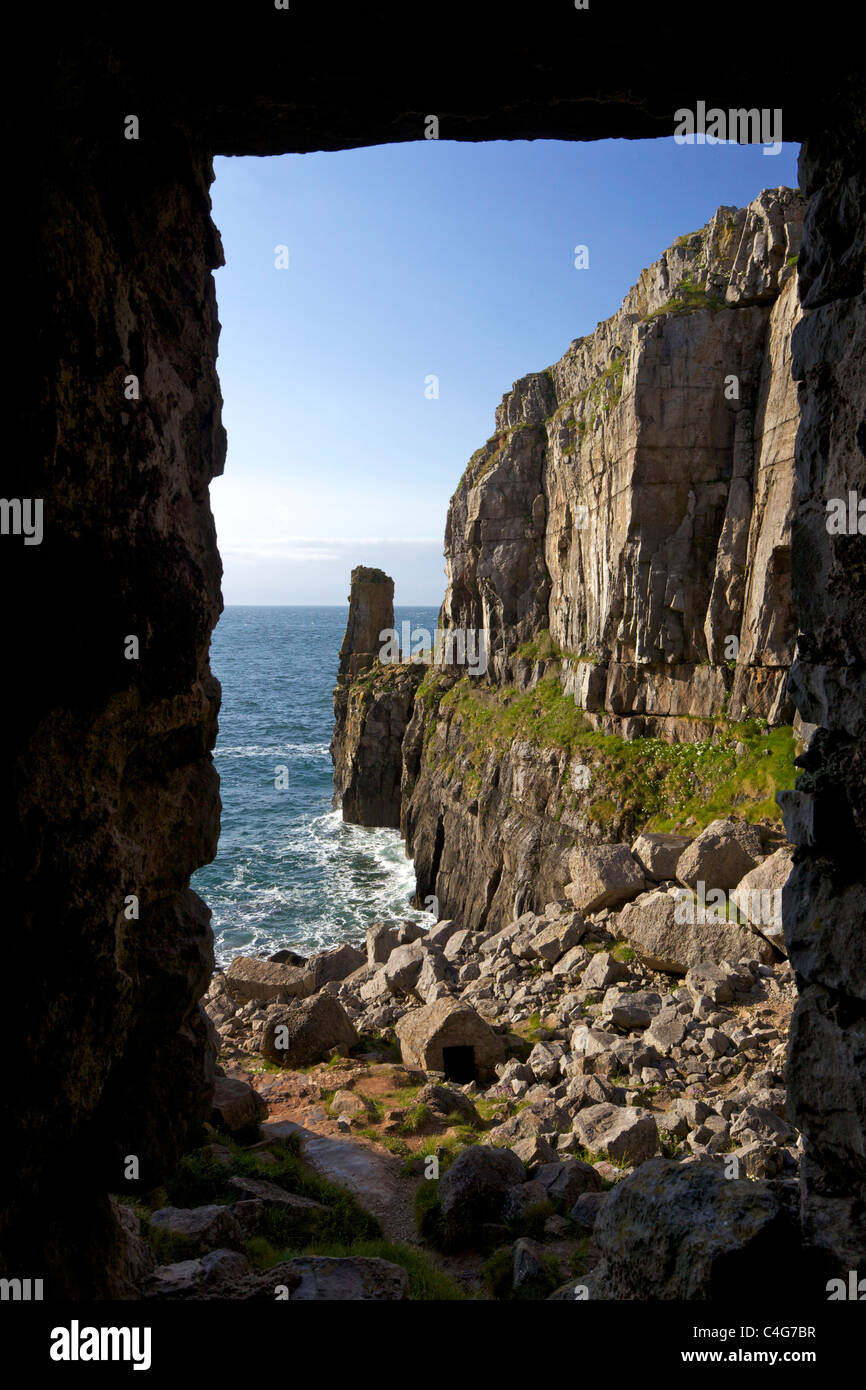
[210,136,799,606]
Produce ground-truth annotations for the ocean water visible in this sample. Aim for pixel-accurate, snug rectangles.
[192,605,440,967]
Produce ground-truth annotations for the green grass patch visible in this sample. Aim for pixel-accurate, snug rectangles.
[420,673,795,836]
[395,1103,432,1136]
[643,273,726,321]
[136,1133,381,1252]
[611,943,636,963]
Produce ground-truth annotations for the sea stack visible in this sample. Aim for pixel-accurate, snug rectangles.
[331,566,422,827]
[337,566,394,678]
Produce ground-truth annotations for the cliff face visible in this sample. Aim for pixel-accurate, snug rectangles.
[334,189,806,935]
[443,187,804,736]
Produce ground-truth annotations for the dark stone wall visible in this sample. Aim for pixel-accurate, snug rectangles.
[782,117,866,1267]
[3,4,863,1295]
[3,103,226,1296]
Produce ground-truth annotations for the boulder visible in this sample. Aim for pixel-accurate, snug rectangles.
[676,818,764,892]
[443,928,474,960]
[359,970,390,1006]
[149,1204,243,1254]
[396,921,428,945]
[527,1041,562,1083]
[569,1023,616,1060]
[684,960,749,1004]
[111,1202,156,1293]
[552,944,591,979]
[414,948,456,1004]
[425,919,462,948]
[307,943,366,989]
[488,1100,569,1148]
[479,922,522,956]
[631,832,691,882]
[657,1098,714,1139]
[146,1249,253,1300]
[584,1158,806,1299]
[730,1105,793,1146]
[601,988,662,1030]
[329,1089,368,1120]
[437,1144,526,1239]
[581,950,629,991]
[617,890,773,975]
[645,1012,687,1053]
[512,1236,547,1290]
[383,940,425,994]
[497,1059,534,1085]
[730,847,793,950]
[530,914,586,962]
[395,997,504,1081]
[415,1083,481,1127]
[503,1180,550,1224]
[260,993,358,1066]
[727,1141,786,1180]
[565,844,645,913]
[536,1158,602,1206]
[268,949,307,966]
[264,1256,410,1301]
[571,1103,659,1164]
[225,1178,328,1241]
[569,1190,609,1231]
[366,921,400,966]
[225,956,315,1005]
[228,1200,271,1237]
[210,1075,267,1135]
[564,1074,620,1111]
[510,1135,558,1168]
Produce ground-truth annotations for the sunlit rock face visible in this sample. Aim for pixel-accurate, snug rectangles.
[442,188,804,740]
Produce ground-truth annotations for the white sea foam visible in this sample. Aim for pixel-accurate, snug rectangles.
[216,742,330,759]
[210,811,433,967]
[193,606,441,969]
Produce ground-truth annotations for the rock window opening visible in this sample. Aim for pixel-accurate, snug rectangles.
[442,1045,476,1084]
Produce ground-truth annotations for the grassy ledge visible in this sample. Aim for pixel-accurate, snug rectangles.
[419,672,795,832]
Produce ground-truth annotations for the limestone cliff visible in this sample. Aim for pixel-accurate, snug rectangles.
[334,189,805,937]
[443,186,804,735]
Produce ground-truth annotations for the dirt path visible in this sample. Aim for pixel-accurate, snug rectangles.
[258,1110,421,1247]
[235,1063,490,1292]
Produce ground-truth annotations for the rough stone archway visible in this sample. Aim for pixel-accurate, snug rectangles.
[3,5,864,1294]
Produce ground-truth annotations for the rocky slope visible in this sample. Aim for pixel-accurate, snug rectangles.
[185,820,814,1299]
